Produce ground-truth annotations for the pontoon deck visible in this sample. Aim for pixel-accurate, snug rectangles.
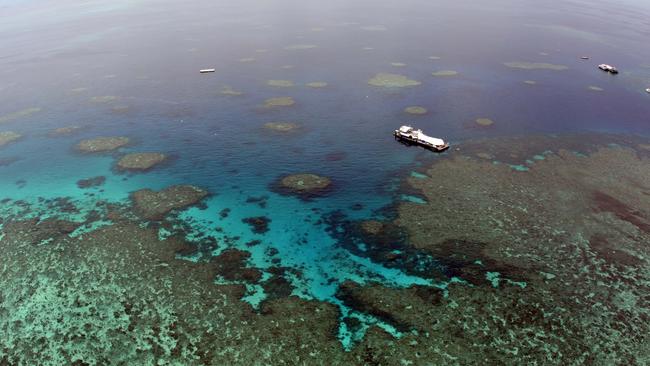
[394,125,449,152]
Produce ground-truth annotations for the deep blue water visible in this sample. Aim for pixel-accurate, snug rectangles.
[1,0,650,346]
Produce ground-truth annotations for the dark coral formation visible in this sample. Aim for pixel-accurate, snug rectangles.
[242,216,271,234]
[131,185,209,220]
[245,195,268,208]
[77,176,106,189]
[212,249,262,283]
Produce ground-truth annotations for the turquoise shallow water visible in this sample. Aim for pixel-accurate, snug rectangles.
[2,0,650,349]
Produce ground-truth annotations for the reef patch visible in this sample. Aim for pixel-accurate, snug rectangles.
[264,97,295,107]
[76,136,130,153]
[368,73,421,88]
[504,61,568,70]
[0,131,22,147]
[131,185,209,220]
[273,173,332,200]
[116,152,167,172]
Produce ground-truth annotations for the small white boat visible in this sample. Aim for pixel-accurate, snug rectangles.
[598,64,618,74]
[394,125,449,151]
[581,56,590,60]
[199,68,216,73]
[646,88,650,94]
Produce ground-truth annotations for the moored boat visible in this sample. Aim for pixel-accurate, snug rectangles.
[598,64,618,74]
[393,125,449,151]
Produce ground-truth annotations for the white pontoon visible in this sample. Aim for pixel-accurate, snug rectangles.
[393,125,449,151]
[598,64,618,74]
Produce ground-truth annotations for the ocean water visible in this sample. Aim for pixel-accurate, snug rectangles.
[2,0,650,352]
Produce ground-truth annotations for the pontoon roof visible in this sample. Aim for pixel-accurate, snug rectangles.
[418,134,445,146]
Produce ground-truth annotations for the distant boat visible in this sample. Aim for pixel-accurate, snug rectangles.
[598,64,618,74]
[199,68,216,73]
[394,125,449,151]
[581,56,590,60]
[646,88,650,94]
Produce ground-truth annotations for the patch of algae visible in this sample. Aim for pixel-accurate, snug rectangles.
[0,107,41,124]
[504,62,568,71]
[368,73,421,88]
[340,134,650,364]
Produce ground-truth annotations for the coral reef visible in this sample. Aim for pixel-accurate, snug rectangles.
[368,73,421,88]
[220,86,244,96]
[242,216,271,234]
[359,134,650,364]
[90,96,118,103]
[116,152,167,172]
[0,131,22,147]
[306,82,328,88]
[264,97,295,107]
[0,212,348,365]
[431,70,458,76]
[267,80,294,87]
[2,134,649,365]
[274,173,332,200]
[283,44,317,50]
[263,122,301,133]
[77,176,106,189]
[76,137,130,153]
[131,185,209,220]
[0,107,41,124]
[360,25,387,31]
[404,106,427,115]
[475,118,495,126]
[504,62,568,70]
[48,126,84,137]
